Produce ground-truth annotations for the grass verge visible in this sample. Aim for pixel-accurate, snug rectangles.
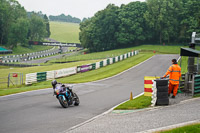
[114,95,152,110]
[0,59,101,89]
[0,45,53,56]
[50,45,186,63]
[158,123,200,133]
[1,44,193,96]
[0,53,153,96]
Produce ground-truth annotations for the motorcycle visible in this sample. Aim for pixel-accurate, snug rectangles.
[52,80,80,108]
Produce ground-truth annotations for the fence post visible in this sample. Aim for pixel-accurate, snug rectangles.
[8,73,10,88]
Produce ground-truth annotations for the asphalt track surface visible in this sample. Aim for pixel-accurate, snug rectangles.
[20,47,75,64]
[67,97,200,133]
[0,54,179,133]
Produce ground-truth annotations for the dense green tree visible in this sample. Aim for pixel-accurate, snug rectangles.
[44,14,51,38]
[117,2,149,46]
[7,18,29,48]
[79,18,93,50]
[144,0,181,44]
[79,4,120,52]
[1,0,199,51]
[80,0,200,51]
[0,0,49,48]
[82,18,88,22]
[0,0,12,45]
[29,13,47,41]
[179,0,200,42]
[0,0,28,48]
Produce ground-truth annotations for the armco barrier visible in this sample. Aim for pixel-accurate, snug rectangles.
[54,67,77,78]
[1,47,58,63]
[100,61,103,68]
[25,50,139,85]
[113,57,115,63]
[88,50,139,71]
[0,63,37,67]
[96,62,100,69]
[194,75,200,95]
[107,59,110,65]
[109,58,113,64]
[77,65,92,73]
[91,63,96,70]
[26,73,37,85]
[103,59,107,66]
[115,56,118,62]
[25,67,77,85]
[46,71,55,80]
[37,72,47,82]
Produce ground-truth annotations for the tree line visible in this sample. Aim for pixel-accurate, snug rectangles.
[49,14,81,23]
[79,0,200,52]
[0,0,50,49]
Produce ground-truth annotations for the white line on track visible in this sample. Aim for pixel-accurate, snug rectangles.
[63,92,144,133]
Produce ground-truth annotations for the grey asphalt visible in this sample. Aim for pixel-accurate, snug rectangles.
[0,54,180,133]
[66,97,200,133]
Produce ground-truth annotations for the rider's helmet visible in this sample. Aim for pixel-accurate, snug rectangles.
[51,80,57,89]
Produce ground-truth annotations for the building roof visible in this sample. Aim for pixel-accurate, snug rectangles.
[180,47,200,57]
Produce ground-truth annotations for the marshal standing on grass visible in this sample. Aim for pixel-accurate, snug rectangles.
[162,59,181,98]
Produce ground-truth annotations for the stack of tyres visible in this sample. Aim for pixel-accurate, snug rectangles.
[155,79,169,105]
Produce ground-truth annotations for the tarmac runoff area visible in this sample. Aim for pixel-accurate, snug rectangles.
[65,93,200,133]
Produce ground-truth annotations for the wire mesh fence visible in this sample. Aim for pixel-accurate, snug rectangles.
[0,76,8,88]
[0,73,23,89]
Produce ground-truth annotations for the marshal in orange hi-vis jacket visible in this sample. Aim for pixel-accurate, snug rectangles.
[163,59,181,98]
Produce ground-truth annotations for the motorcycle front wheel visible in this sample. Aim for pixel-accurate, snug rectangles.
[74,93,80,106]
[58,96,68,108]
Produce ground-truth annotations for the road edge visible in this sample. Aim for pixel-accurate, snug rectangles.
[139,120,200,133]
[63,92,144,133]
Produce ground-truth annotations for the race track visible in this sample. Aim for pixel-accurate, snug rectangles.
[0,54,179,133]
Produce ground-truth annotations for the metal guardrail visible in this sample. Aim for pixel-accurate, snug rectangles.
[182,73,200,96]
[25,51,139,85]
[0,63,38,67]
[0,47,59,63]
[194,75,200,95]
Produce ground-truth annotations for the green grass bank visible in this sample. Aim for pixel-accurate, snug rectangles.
[114,95,152,110]
[50,21,80,43]
[1,44,197,96]
[158,123,200,133]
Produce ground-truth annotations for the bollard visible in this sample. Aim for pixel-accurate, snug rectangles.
[130,92,133,100]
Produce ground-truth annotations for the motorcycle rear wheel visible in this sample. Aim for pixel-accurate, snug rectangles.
[58,96,68,108]
[74,93,80,106]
